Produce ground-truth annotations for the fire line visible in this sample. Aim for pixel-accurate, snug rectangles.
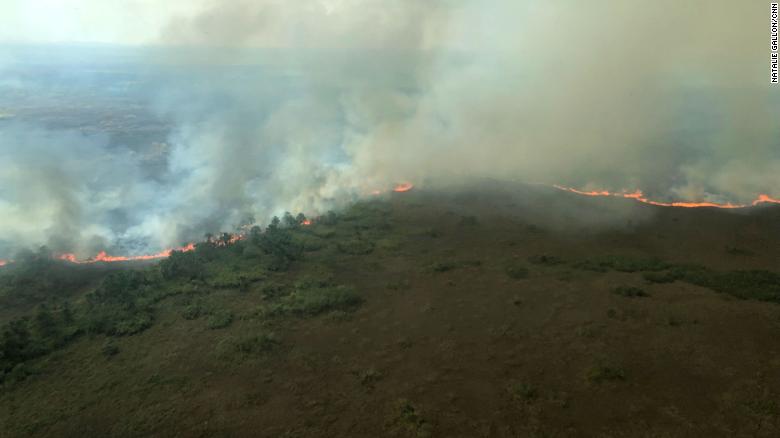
[553,185,780,208]
[1,182,777,268]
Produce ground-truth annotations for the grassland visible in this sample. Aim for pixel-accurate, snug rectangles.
[2,184,780,437]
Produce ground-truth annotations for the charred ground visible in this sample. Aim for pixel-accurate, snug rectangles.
[2,183,780,437]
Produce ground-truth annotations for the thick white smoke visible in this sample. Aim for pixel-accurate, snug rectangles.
[0,0,778,257]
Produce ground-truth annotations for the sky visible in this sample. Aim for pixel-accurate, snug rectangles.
[0,0,198,45]
[0,0,778,258]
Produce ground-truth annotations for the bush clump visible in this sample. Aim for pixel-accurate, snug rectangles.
[265,285,362,318]
[574,255,669,273]
[206,310,234,329]
[102,340,119,358]
[612,286,649,298]
[588,363,626,383]
[431,261,457,273]
[528,254,564,266]
[506,265,530,279]
[217,333,279,359]
[83,271,156,336]
[508,382,538,401]
[337,238,375,255]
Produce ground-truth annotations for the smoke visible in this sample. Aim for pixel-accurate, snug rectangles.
[0,0,778,257]
[0,124,157,256]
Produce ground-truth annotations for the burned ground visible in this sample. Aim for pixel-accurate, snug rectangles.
[2,184,780,437]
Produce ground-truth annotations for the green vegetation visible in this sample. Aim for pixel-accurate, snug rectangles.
[392,399,433,438]
[1,189,780,436]
[0,207,375,385]
[587,363,626,383]
[505,264,530,279]
[566,254,780,303]
[264,284,362,318]
[508,382,539,402]
[101,340,119,358]
[337,238,375,255]
[528,254,565,265]
[206,310,234,329]
[217,333,280,360]
[612,285,649,298]
[573,255,669,273]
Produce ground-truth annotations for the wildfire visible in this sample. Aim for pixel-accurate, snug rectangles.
[393,182,414,193]
[57,242,196,265]
[553,185,780,209]
[370,182,414,196]
[2,180,777,270]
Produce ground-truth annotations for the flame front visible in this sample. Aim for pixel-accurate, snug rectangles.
[2,181,777,269]
[553,185,780,209]
[57,242,196,265]
[393,182,414,192]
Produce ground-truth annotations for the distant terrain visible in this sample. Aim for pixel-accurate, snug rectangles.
[2,183,780,437]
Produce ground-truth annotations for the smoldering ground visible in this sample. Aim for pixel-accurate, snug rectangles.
[0,0,778,258]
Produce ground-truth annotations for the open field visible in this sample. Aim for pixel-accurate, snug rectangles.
[2,183,780,437]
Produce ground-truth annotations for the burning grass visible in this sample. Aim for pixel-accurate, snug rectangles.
[2,187,780,435]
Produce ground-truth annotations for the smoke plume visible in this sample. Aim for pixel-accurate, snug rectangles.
[0,0,778,257]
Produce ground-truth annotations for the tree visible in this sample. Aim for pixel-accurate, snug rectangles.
[61,301,74,324]
[267,216,281,232]
[283,212,297,228]
[33,304,58,340]
[160,250,203,281]
[249,225,262,244]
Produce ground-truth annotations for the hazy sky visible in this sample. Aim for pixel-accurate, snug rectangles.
[0,0,198,45]
[0,0,777,258]
[0,0,440,48]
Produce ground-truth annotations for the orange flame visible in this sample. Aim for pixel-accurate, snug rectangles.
[752,194,780,206]
[57,242,196,265]
[6,180,774,269]
[393,182,414,193]
[553,185,779,209]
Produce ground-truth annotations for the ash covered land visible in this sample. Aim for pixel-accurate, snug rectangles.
[2,1,780,437]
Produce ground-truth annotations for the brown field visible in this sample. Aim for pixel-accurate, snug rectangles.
[2,182,780,437]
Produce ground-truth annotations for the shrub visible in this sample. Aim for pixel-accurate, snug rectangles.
[266,285,362,318]
[207,311,234,329]
[83,272,156,337]
[643,271,678,284]
[431,261,457,273]
[102,340,119,357]
[257,226,303,268]
[528,254,564,266]
[458,215,478,226]
[217,333,279,359]
[393,399,432,438]
[337,238,374,255]
[160,250,204,281]
[506,265,530,279]
[612,286,649,298]
[588,364,626,383]
[574,255,669,273]
[508,382,538,401]
[293,235,325,251]
[181,303,204,320]
[111,312,153,336]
